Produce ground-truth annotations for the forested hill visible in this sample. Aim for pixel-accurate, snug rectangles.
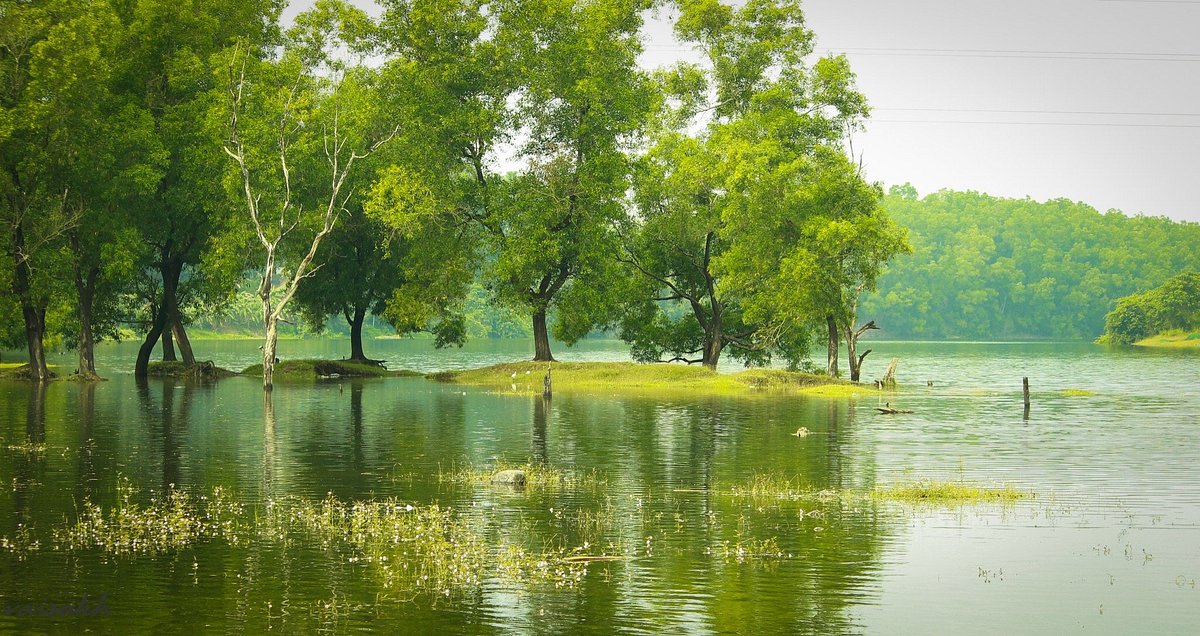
[862,187,1200,340]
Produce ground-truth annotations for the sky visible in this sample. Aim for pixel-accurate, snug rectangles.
[288,0,1200,222]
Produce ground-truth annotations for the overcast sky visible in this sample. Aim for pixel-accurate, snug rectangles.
[289,0,1200,222]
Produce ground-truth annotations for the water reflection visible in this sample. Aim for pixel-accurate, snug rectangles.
[1,339,1198,634]
[11,381,47,528]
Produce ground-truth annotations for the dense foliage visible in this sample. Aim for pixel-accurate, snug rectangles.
[1,0,912,382]
[864,188,1200,340]
[1097,271,1200,344]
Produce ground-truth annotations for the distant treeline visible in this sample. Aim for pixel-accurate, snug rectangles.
[863,187,1200,340]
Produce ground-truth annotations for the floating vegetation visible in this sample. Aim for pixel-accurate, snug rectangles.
[1059,389,1094,397]
[0,523,40,560]
[287,495,490,595]
[439,461,607,491]
[714,473,1029,508]
[54,480,247,555]
[3,441,47,456]
[871,479,1029,504]
[710,536,786,563]
[10,480,613,596]
[720,473,846,508]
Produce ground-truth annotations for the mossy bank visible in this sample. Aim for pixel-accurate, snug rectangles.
[240,359,422,380]
[428,361,875,397]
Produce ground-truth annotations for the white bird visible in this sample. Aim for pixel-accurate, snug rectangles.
[511,372,518,379]
[791,427,810,438]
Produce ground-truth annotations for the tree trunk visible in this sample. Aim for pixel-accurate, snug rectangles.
[826,314,839,378]
[160,323,177,361]
[159,257,183,362]
[136,256,181,377]
[348,305,367,361]
[844,320,878,383]
[22,305,49,381]
[263,317,278,391]
[77,291,97,378]
[532,308,555,362]
[702,313,723,370]
[69,232,101,378]
[12,224,49,381]
[135,303,166,377]
[172,316,195,367]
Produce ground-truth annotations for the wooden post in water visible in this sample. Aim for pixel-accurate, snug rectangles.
[1022,377,1030,419]
[543,364,552,400]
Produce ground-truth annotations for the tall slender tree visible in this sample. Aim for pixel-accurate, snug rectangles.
[219,3,398,390]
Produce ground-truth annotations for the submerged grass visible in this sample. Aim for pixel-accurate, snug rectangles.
[11,480,608,595]
[439,461,607,491]
[1059,388,1094,397]
[429,361,873,397]
[715,472,1029,507]
[870,479,1030,504]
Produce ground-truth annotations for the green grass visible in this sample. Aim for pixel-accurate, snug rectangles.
[10,481,599,594]
[147,360,237,379]
[0,362,60,380]
[715,473,1029,507]
[439,461,607,491]
[1134,329,1200,349]
[871,479,1029,504]
[1059,388,1094,397]
[429,361,872,397]
[240,359,421,379]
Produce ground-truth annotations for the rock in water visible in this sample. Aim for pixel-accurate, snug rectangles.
[491,469,527,487]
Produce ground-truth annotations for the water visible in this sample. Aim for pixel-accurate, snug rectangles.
[1,339,1198,634]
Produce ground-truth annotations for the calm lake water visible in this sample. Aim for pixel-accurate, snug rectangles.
[1,338,1198,634]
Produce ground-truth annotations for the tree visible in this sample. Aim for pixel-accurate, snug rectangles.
[1,0,82,380]
[219,4,398,390]
[27,1,165,379]
[1098,271,1200,344]
[622,0,881,371]
[474,0,654,361]
[113,0,284,377]
[619,134,761,369]
[293,188,474,362]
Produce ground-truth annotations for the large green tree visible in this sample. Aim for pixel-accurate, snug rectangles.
[113,0,283,377]
[621,0,887,371]
[476,0,654,361]
[1,0,87,380]
[30,1,165,379]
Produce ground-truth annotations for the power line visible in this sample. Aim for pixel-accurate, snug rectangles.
[823,48,1200,63]
[642,43,1200,63]
[870,119,1200,129]
[876,107,1200,118]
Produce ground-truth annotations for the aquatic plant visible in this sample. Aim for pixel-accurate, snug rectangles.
[0,523,40,560]
[439,461,607,491]
[871,479,1029,504]
[53,481,247,554]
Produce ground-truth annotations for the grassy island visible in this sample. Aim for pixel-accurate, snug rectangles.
[1133,329,1200,349]
[240,359,423,380]
[428,361,875,397]
[0,362,60,380]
